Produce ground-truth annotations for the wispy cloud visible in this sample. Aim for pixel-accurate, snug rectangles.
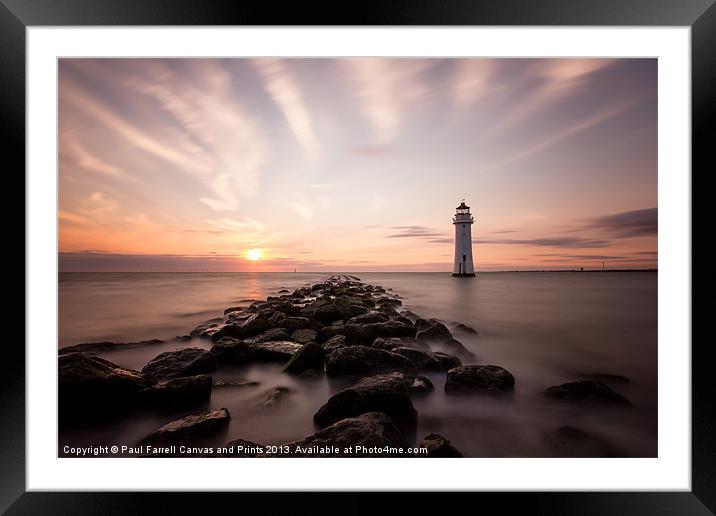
[479,236,611,248]
[343,59,432,143]
[586,207,657,238]
[253,59,320,157]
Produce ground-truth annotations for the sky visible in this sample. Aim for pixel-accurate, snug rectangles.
[58,58,657,272]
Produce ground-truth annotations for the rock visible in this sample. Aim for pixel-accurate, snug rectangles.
[137,374,212,410]
[430,352,462,371]
[190,318,225,338]
[453,323,478,335]
[244,328,290,344]
[371,337,431,353]
[348,313,388,324]
[287,412,409,457]
[59,354,155,423]
[419,433,463,457]
[314,372,418,433]
[541,381,630,406]
[415,319,454,342]
[378,298,402,309]
[325,346,417,376]
[391,347,441,371]
[209,337,250,363]
[261,386,291,408]
[444,365,515,395]
[300,299,345,324]
[331,320,345,326]
[320,321,417,346]
[438,338,476,362]
[211,314,273,341]
[284,342,325,375]
[249,341,303,363]
[280,316,323,332]
[214,379,260,388]
[223,306,244,315]
[291,328,317,344]
[59,339,164,356]
[410,375,435,396]
[141,348,215,380]
[322,334,348,352]
[140,408,231,445]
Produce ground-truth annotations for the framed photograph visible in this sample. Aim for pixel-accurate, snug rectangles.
[8,0,709,513]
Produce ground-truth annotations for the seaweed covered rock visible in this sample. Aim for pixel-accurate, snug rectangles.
[141,347,215,380]
[541,380,630,406]
[444,365,515,395]
[59,354,155,423]
[287,412,409,457]
[314,372,418,433]
[325,346,417,376]
[140,408,231,446]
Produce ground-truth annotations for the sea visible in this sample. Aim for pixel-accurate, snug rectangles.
[59,271,657,457]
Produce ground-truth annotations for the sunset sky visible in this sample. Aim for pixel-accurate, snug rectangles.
[58,58,657,272]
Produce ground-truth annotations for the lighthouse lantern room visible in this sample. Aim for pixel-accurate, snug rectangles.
[452,200,476,277]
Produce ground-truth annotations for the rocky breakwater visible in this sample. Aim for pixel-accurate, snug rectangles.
[59,275,517,456]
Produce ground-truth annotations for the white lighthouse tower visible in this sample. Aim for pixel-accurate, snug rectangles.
[452,200,476,277]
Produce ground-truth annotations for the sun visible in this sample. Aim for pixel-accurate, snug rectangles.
[246,248,263,261]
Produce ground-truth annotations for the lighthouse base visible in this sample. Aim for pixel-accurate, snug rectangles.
[452,273,476,277]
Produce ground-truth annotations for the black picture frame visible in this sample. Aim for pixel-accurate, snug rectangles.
[5,1,710,514]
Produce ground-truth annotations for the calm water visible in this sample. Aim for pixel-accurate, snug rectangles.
[59,271,657,457]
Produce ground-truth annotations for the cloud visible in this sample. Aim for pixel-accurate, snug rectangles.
[451,59,500,109]
[62,60,269,213]
[253,59,320,157]
[586,207,657,238]
[60,130,133,181]
[479,236,611,248]
[486,100,634,172]
[343,59,432,143]
[385,226,447,239]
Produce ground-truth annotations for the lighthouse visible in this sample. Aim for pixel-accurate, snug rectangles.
[452,201,476,277]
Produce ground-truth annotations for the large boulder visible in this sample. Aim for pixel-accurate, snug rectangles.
[211,314,273,342]
[419,433,463,457]
[349,313,388,324]
[189,318,225,339]
[444,365,515,395]
[248,341,303,363]
[140,408,231,446]
[210,339,302,365]
[243,328,290,344]
[136,374,213,410]
[325,346,417,376]
[280,316,323,332]
[437,339,476,362]
[59,339,164,356]
[287,412,409,457]
[284,342,325,375]
[314,372,418,433]
[391,347,441,371]
[291,328,317,344]
[141,348,215,380]
[322,334,348,352]
[541,381,630,406]
[430,352,462,371]
[300,299,345,324]
[320,321,417,346]
[59,354,155,423]
[415,318,453,342]
[371,337,431,352]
